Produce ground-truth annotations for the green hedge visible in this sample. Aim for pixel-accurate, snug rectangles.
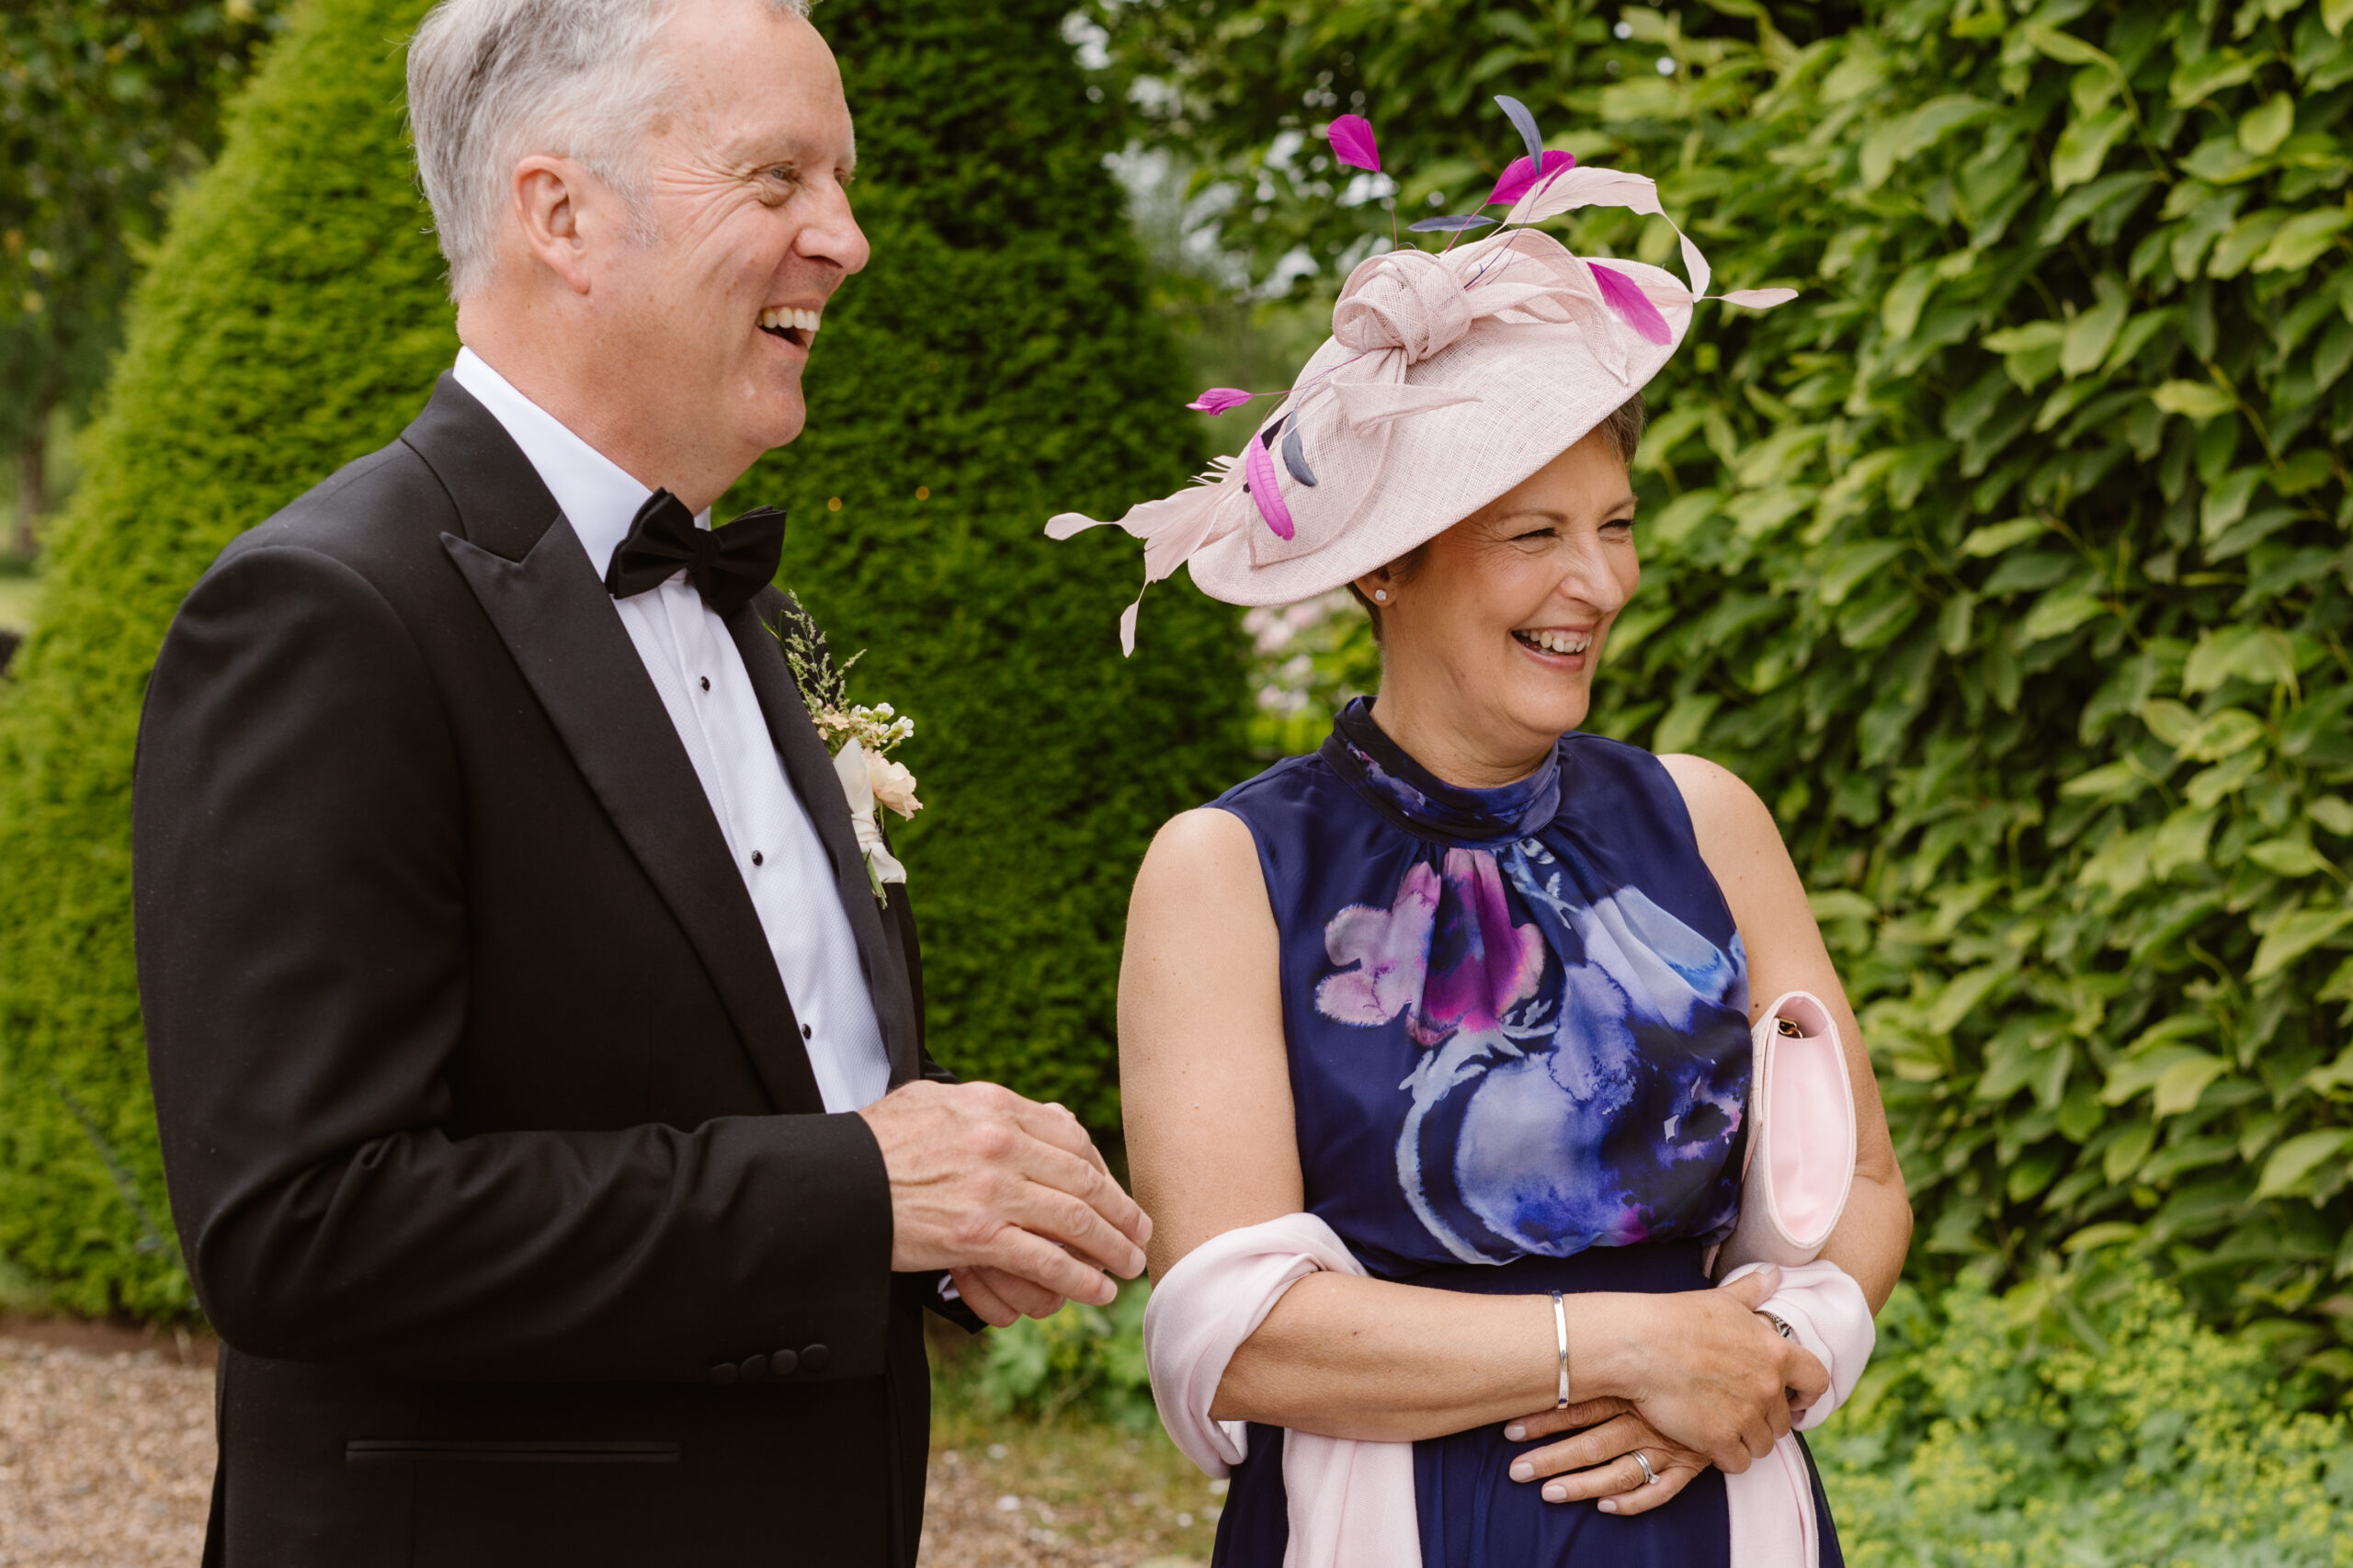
[1101,0,2353,1382]
[0,0,1243,1316]
[1815,1267,2353,1565]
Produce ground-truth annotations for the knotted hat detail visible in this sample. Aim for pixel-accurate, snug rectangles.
[1333,248,1477,364]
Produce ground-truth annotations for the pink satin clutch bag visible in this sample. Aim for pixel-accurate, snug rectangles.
[1717,990,1857,1274]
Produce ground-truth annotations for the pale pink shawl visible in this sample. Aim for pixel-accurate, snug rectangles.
[1142,1213,1873,1568]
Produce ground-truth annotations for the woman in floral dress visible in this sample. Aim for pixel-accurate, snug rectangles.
[1051,114,1912,1567]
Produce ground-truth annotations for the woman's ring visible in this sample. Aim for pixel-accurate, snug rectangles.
[1631,1449,1658,1487]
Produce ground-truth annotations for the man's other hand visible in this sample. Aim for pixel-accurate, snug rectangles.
[858,1082,1150,1310]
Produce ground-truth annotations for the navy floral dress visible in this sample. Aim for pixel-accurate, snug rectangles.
[1205,699,1840,1568]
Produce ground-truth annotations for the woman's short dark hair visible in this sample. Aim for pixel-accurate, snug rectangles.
[1348,392,1646,638]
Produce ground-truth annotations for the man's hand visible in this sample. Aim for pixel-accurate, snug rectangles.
[858,1081,1150,1310]
[946,1267,1065,1329]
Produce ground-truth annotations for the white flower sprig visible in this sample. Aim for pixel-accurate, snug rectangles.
[773,599,923,900]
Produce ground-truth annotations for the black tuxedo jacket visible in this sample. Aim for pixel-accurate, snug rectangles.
[133,379,961,1567]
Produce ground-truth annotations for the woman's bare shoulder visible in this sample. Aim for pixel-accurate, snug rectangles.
[1654,752,1779,855]
[1133,806,1264,902]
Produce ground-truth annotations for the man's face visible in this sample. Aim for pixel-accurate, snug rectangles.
[588,0,868,471]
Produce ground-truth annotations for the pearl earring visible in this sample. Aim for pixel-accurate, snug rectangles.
[1373,588,1390,602]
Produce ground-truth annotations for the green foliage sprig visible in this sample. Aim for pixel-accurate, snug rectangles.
[1100,0,2353,1380]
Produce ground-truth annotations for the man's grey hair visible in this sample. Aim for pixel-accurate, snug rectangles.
[408,0,811,301]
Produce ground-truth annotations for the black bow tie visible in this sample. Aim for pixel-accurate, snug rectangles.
[603,489,788,618]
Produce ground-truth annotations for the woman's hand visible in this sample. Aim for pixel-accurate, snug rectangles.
[1503,1398,1707,1515]
[1586,1267,1828,1473]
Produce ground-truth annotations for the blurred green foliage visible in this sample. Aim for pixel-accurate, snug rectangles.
[0,0,287,540]
[1817,1267,2353,1564]
[1097,0,2353,1382]
[971,1280,1159,1430]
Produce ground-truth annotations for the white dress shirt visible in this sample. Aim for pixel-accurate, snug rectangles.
[453,348,892,1114]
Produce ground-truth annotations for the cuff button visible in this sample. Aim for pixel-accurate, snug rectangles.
[800,1344,830,1375]
[739,1354,768,1381]
[708,1363,739,1387]
[769,1347,800,1377]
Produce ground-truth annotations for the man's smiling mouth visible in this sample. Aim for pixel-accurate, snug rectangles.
[758,305,823,347]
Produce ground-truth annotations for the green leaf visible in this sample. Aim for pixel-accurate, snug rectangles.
[2061,760,2149,800]
[2254,1128,2353,1199]
[2153,380,2237,420]
[2311,796,2353,835]
[2183,708,2266,762]
[2249,908,2353,979]
[2171,49,2267,108]
[2200,468,2267,540]
[2245,835,2328,877]
[1881,263,1938,342]
[2149,805,2220,878]
[2062,1220,2144,1253]
[2182,625,2295,692]
[2019,590,2106,642]
[2210,210,2289,278]
[1859,95,1995,190]
[2153,1052,2232,1118]
[2141,699,2201,748]
[1807,889,1878,924]
[1960,517,2046,555]
[2183,751,2267,808]
[2061,278,2129,377]
[2238,93,2296,156]
[1926,963,2009,1036]
[1653,692,1721,755]
[2052,107,2132,193]
[2253,208,2351,272]
[1820,540,1908,605]
[2328,0,2353,34]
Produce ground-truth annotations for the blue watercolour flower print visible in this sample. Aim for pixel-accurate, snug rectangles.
[1314,838,1751,1267]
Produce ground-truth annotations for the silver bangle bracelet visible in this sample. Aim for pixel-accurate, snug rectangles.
[1551,1290,1571,1409]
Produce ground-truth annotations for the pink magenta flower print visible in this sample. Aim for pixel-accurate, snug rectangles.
[1315,849,1545,1044]
[1317,862,1439,1024]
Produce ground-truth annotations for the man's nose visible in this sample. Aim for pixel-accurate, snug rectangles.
[799,183,870,278]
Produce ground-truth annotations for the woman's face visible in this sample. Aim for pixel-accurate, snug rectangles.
[1361,428,1640,760]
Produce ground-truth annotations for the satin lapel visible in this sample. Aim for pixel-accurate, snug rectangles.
[406,379,825,1115]
[726,601,922,1088]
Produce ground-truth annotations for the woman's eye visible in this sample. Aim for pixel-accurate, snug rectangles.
[1513,528,1557,544]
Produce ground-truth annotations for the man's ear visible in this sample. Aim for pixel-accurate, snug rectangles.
[511,154,597,294]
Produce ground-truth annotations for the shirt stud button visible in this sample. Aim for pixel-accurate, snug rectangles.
[751,851,764,867]
[801,1024,813,1040]
[699,676,710,691]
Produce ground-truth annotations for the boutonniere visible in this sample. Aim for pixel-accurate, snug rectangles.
[772,596,922,901]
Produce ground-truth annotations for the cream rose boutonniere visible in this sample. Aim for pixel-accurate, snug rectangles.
[771,596,922,901]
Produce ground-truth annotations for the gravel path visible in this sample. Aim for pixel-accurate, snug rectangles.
[0,1327,1208,1568]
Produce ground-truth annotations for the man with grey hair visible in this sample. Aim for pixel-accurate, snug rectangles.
[131,1,1149,1562]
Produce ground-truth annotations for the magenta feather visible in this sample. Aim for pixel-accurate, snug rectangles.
[1484,150,1575,207]
[1588,262,1673,346]
[1243,432,1295,540]
[1187,387,1255,415]
[1326,114,1381,174]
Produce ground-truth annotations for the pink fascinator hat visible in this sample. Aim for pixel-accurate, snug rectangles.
[1047,97,1795,653]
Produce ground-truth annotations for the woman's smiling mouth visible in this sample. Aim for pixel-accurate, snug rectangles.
[1513,627,1594,658]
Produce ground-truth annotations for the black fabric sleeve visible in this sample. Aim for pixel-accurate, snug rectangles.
[133,542,893,1382]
